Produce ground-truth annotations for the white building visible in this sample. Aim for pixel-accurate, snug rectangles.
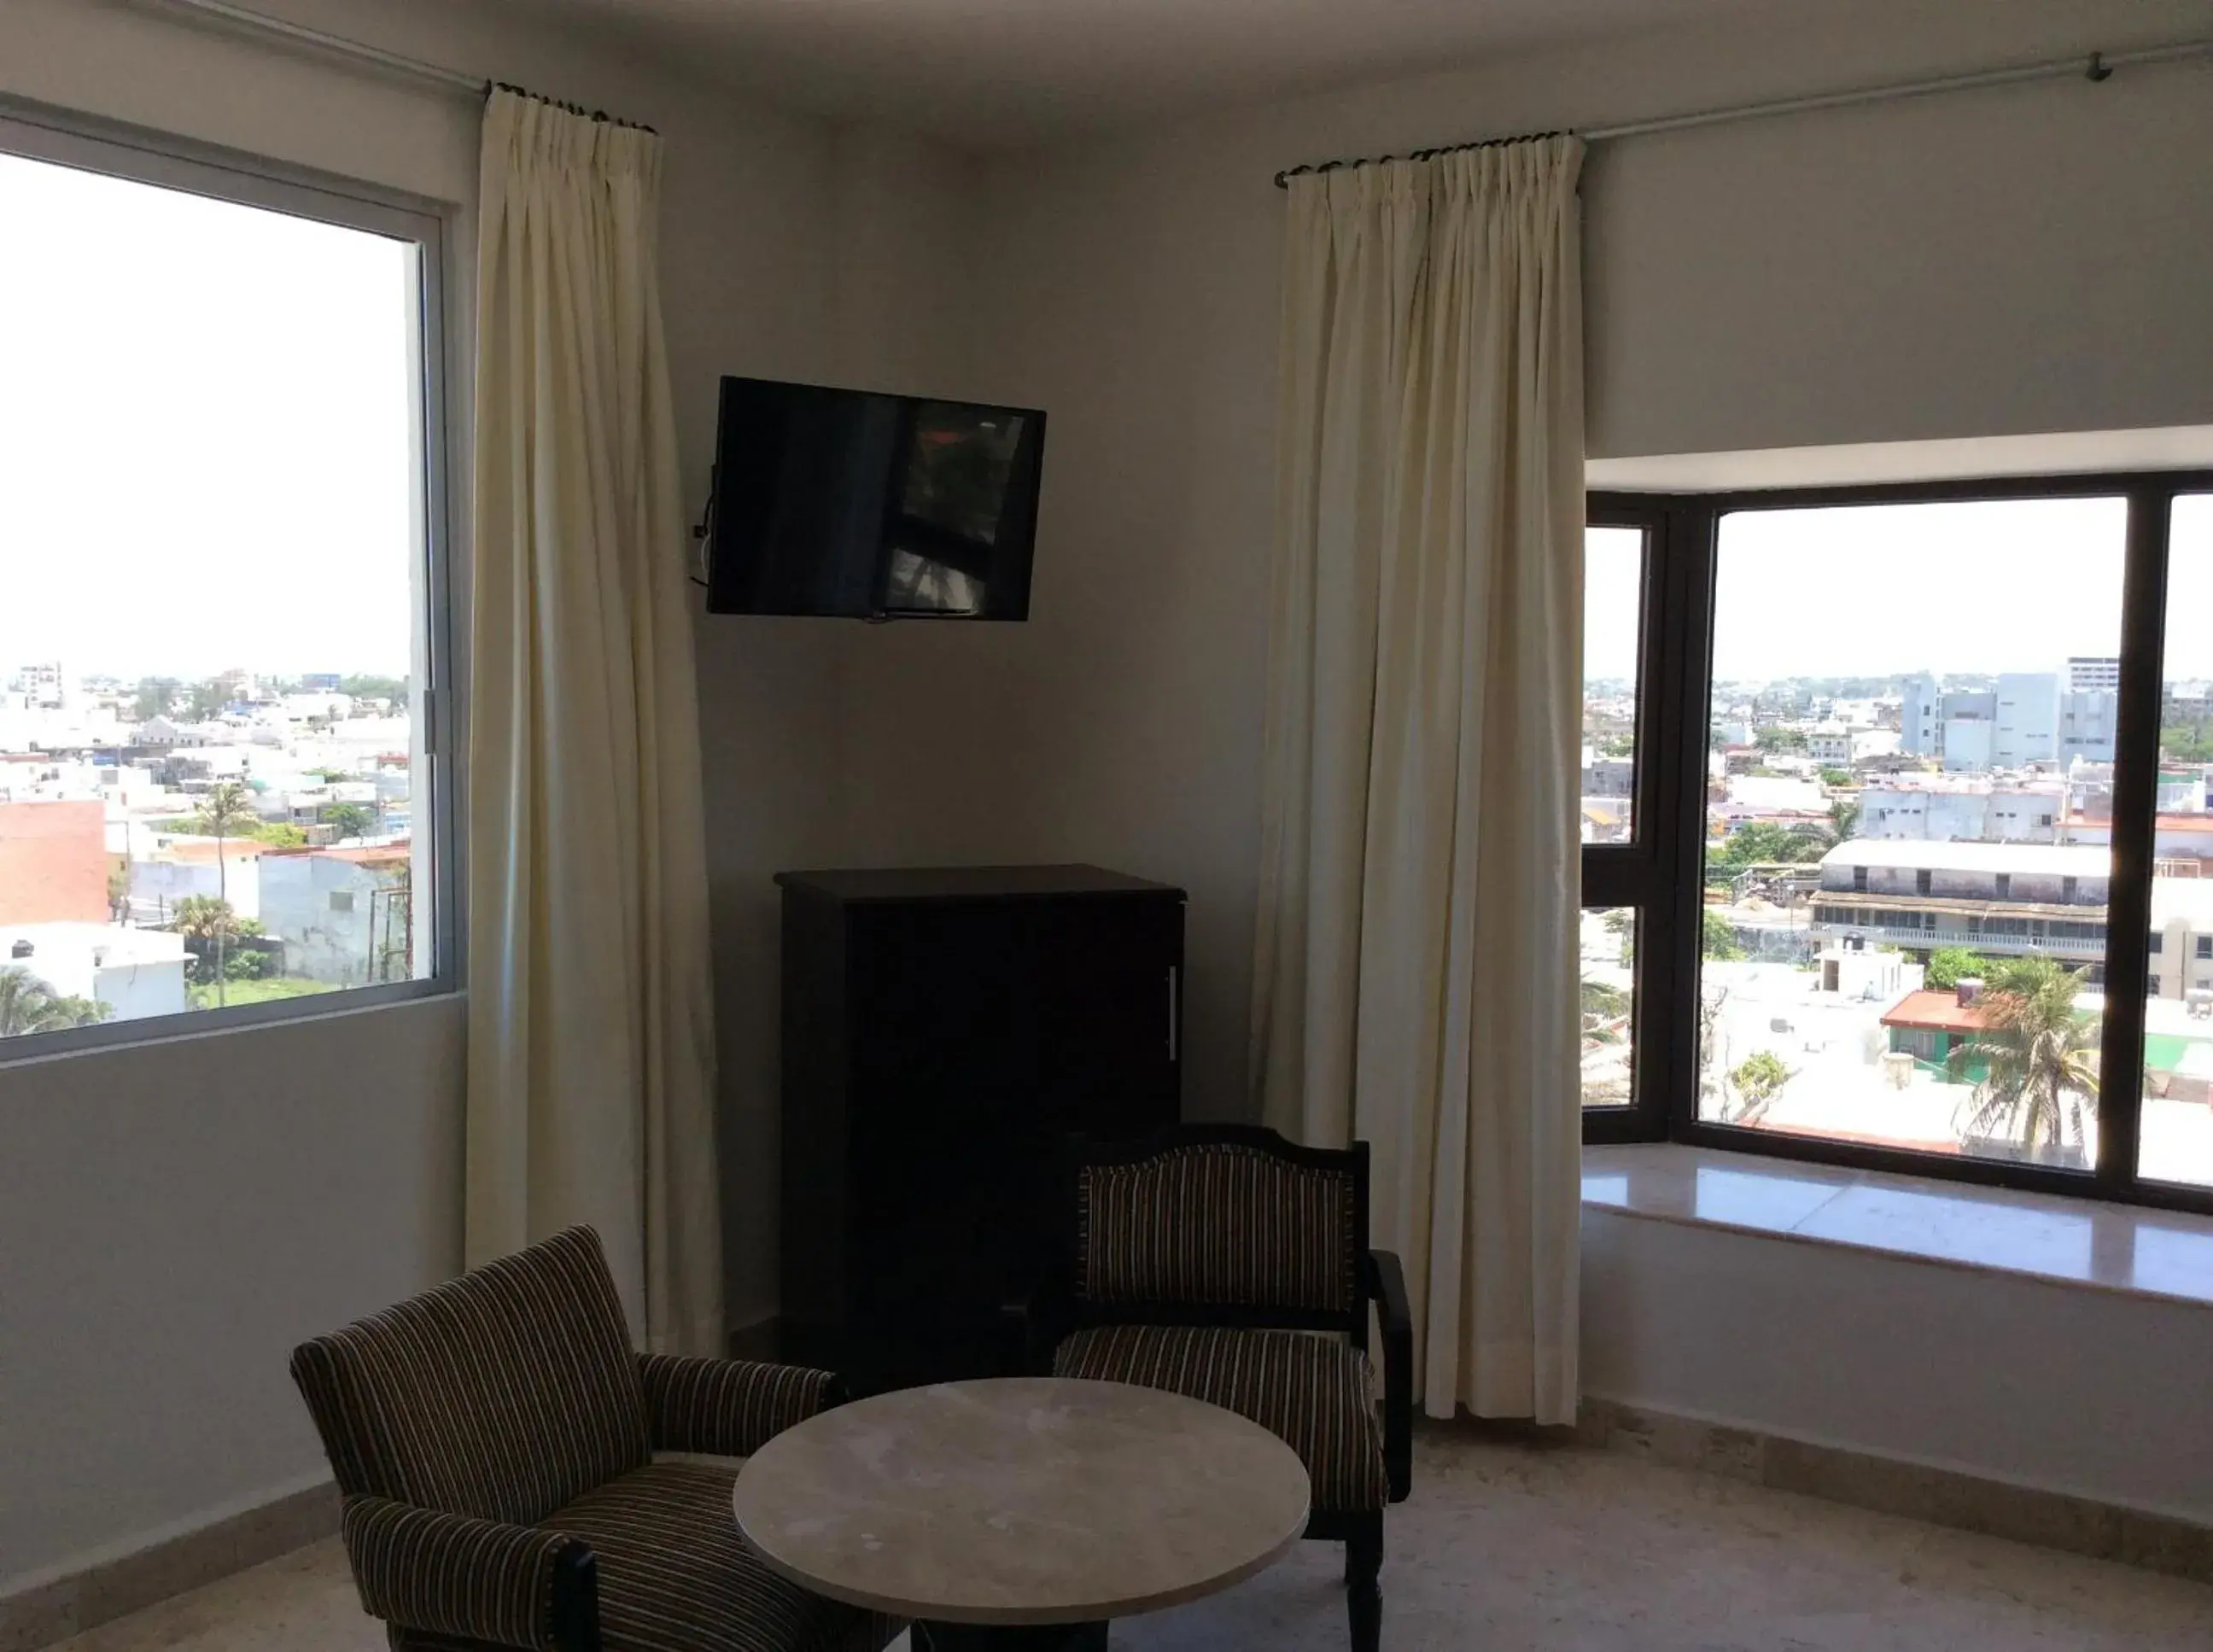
[1901,671,2117,773]
[1,921,189,1022]
[260,848,412,985]
[1809,841,2111,969]
[2069,656,2122,693]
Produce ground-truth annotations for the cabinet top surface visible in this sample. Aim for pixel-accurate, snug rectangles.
[775,864,1183,903]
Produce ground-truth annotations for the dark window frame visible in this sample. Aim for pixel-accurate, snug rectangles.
[1584,470,2213,1216]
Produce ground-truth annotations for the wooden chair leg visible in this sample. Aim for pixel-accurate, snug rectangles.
[1346,1519,1382,1652]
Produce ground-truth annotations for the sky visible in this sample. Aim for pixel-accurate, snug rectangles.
[0,152,419,683]
[1586,495,2213,687]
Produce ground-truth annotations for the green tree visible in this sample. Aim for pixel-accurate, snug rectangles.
[1731,1050,1790,1110]
[1702,910,1744,960]
[131,675,181,721]
[2161,720,2213,763]
[1947,957,2099,1159]
[1828,797,1861,843]
[1819,767,1853,788]
[339,674,408,705]
[186,677,232,720]
[187,781,261,1004]
[324,802,375,840]
[1580,977,1630,1027]
[0,966,111,1036]
[1709,820,1831,884]
[1755,727,1808,753]
[168,895,266,984]
[1925,946,1994,990]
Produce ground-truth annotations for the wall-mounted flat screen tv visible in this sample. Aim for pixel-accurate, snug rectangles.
[704,376,1046,620]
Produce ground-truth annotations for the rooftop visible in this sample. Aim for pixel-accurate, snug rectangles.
[1879,989,1993,1035]
[1821,840,2111,875]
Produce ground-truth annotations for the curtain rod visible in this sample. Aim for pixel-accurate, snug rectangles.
[133,0,656,131]
[1273,37,2213,187]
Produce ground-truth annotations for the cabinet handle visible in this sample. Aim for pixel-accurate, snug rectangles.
[1167,966,1179,1063]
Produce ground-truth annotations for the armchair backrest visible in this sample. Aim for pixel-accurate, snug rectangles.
[1066,1124,1369,1333]
[290,1226,651,1525]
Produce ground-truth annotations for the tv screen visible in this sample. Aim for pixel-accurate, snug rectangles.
[704,377,1046,620]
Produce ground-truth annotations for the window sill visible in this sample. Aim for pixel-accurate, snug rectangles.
[1583,1143,2213,1311]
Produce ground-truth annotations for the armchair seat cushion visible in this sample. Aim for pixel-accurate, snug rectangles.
[540,1461,901,1652]
[1053,1324,1388,1514]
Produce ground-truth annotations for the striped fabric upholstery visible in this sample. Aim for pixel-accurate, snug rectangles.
[344,1497,583,1652]
[637,1354,834,1460]
[543,1461,903,1652]
[290,1227,651,1525]
[1076,1142,1358,1312]
[1054,1324,1387,1513]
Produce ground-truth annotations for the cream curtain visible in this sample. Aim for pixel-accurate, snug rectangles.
[466,90,722,1355]
[1251,137,1585,1424]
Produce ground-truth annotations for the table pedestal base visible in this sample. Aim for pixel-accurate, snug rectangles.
[913,1622,1108,1651]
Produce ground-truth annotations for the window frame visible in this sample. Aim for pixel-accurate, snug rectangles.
[1589,470,2213,1217]
[0,96,462,1062]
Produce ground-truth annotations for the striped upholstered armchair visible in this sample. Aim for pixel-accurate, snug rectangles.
[1027,1124,1411,1652]
[290,1227,903,1652]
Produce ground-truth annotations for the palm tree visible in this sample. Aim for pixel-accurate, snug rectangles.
[0,966,111,1036]
[190,779,260,1006]
[1946,957,2100,1160]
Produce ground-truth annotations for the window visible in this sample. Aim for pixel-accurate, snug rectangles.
[0,118,451,1052]
[2142,494,2213,1191]
[1579,515,1674,1122]
[1581,527,1644,846]
[1593,473,2213,1216]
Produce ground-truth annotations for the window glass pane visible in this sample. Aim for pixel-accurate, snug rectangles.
[2140,494,2213,1188]
[1581,906,1636,1108]
[1699,499,2126,1168]
[1582,527,1644,844]
[0,151,430,1042]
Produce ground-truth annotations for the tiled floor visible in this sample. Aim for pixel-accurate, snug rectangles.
[51,1427,2213,1651]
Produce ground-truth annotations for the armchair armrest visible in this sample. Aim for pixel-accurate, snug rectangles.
[636,1351,840,1458]
[1363,1249,1413,1502]
[342,1495,599,1652]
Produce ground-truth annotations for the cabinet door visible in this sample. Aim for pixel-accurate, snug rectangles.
[844,901,1039,1338]
[1017,895,1184,1281]
[1030,895,1183,1135]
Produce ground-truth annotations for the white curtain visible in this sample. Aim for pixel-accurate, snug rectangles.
[1251,138,1585,1424]
[466,90,722,1356]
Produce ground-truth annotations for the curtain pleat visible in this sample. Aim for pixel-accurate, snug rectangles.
[1252,138,1585,1423]
[466,90,722,1357]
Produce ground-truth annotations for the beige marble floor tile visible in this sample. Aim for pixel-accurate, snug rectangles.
[50,1427,2213,1652]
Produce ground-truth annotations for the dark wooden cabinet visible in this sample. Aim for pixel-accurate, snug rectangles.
[776,865,1185,1392]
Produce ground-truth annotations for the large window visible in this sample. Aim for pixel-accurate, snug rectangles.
[1591,474,2213,1214]
[0,116,451,1051]
[2141,494,2213,1190]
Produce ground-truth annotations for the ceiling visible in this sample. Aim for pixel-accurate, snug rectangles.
[499,0,1789,148]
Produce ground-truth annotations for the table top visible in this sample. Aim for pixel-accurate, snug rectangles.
[730,1377,1311,1626]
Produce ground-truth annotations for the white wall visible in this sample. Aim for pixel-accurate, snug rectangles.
[0,995,464,1582]
[832,0,2213,1121]
[0,0,961,1589]
[1582,1205,2213,1523]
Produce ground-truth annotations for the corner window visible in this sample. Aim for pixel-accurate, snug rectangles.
[0,119,451,1052]
[1594,475,2213,1217]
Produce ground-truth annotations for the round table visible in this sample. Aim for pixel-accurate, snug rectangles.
[731,1376,1311,1650]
